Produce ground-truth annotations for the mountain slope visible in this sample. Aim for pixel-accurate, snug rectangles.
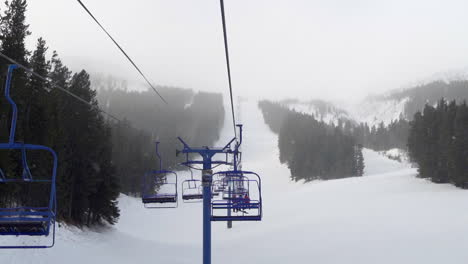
[1,99,468,263]
[279,80,468,128]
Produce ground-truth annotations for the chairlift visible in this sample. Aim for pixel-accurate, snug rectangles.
[221,173,248,200]
[212,176,228,193]
[182,169,203,202]
[142,170,178,208]
[0,65,58,248]
[141,142,178,208]
[211,180,224,195]
[211,170,262,222]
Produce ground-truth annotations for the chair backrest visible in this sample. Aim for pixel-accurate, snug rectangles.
[142,170,178,208]
[211,170,262,222]
[0,64,58,248]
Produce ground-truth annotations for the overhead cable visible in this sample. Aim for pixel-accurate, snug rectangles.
[219,0,238,139]
[0,51,122,122]
[77,0,168,104]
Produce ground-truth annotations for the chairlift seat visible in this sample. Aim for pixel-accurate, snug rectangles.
[213,201,260,210]
[142,168,178,208]
[0,65,58,248]
[222,191,249,200]
[214,186,225,192]
[182,194,204,200]
[181,178,203,202]
[211,215,261,221]
[142,194,177,204]
[0,207,53,236]
[0,220,49,236]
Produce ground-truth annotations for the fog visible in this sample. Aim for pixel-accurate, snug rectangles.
[26,0,468,102]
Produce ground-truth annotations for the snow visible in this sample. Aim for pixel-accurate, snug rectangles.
[281,97,409,128]
[2,99,468,263]
[284,101,351,126]
[347,97,409,127]
[378,148,410,163]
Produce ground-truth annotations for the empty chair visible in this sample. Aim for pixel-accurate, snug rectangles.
[182,182,203,201]
[0,65,58,248]
[141,142,178,208]
[142,170,178,208]
[182,169,203,202]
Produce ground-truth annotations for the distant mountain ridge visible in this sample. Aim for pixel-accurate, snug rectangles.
[279,99,353,126]
[383,80,468,118]
[281,79,468,127]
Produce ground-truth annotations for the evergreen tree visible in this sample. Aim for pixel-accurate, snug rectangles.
[355,144,365,176]
[47,51,73,221]
[0,0,31,207]
[261,101,362,181]
[0,0,227,227]
[408,100,468,188]
[62,70,119,225]
[450,102,468,187]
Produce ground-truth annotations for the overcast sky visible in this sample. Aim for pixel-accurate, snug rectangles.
[24,0,468,103]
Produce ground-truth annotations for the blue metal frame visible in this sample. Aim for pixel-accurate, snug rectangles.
[210,171,262,222]
[142,170,178,208]
[141,142,178,208]
[182,169,203,202]
[0,64,58,249]
[177,136,236,264]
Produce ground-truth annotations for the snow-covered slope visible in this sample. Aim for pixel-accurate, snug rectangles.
[282,99,352,126]
[2,99,468,263]
[378,148,410,163]
[279,97,408,127]
[347,96,409,127]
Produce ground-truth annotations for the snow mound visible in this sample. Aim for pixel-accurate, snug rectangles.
[378,148,410,163]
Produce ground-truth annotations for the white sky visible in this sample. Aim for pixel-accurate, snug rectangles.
[24,0,468,102]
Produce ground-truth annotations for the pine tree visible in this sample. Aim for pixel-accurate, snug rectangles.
[355,144,365,176]
[47,51,73,221]
[451,102,468,187]
[0,0,31,206]
[61,70,119,225]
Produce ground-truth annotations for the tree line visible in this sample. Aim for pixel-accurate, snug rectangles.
[407,99,468,187]
[0,0,225,226]
[347,119,410,151]
[0,0,119,226]
[95,76,224,195]
[388,80,468,119]
[259,100,364,181]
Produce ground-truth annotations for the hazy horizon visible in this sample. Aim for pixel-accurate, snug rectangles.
[24,0,468,103]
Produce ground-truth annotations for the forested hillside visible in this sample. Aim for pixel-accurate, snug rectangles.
[94,76,224,195]
[277,81,468,155]
[0,0,224,227]
[348,119,410,151]
[0,0,119,226]
[259,100,364,181]
[368,80,468,120]
[408,99,468,187]
[352,80,468,151]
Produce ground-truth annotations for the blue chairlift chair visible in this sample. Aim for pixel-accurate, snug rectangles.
[211,180,223,196]
[211,171,262,222]
[0,65,58,248]
[142,170,178,208]
[182,169,203,202]
[221,172,248,200]
[141,142,178,208]
[213,175,228,193]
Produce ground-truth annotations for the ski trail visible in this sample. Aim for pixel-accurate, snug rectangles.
[2,98,468,264]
